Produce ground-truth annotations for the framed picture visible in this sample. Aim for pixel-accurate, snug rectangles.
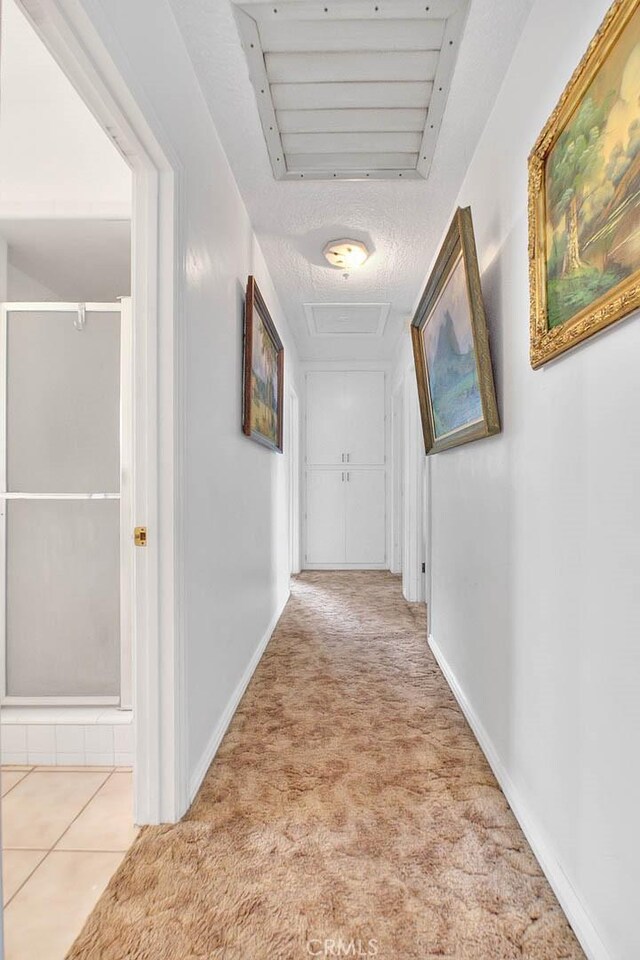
[529,0,640,367]
[411,206,500,456]
[242,276,284,452]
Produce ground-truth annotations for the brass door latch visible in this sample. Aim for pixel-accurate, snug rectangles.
[134,526,147,547]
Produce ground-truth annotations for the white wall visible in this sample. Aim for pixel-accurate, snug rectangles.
[6,263,61,300]
[71,0,301,800]
[1,220,131,302]
[397,1,640,958]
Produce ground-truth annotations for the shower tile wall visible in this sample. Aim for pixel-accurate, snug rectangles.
[0,711,133,766]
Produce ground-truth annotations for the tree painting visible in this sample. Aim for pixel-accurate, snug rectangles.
[545,4,640,329]
[251,310,278,444]
[423,256,482,439]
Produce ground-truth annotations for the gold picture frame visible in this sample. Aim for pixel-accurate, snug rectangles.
[529,0,640,367]
[411,207,500,456]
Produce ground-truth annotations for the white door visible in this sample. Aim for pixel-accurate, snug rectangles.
[344,371,385,465]
[345,470,386,564]
[306,371,347,465]
[306,470,344,563]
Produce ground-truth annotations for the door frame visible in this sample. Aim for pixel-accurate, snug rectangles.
[15,0,187,823]
[288,386,301,576]
[390,381,404,575]
[402,365,426,603]
[302,363,390,570]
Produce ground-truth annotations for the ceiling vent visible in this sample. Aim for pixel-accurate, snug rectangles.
[234,0,470,181]
[304,302,390,337]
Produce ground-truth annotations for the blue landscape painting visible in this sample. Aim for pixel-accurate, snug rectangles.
[423,256,482,439]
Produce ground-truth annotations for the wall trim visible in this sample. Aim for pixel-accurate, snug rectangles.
[402,367,425,602]
[188,590,290,803]
[304,563,388,571]
[428,634,610,960]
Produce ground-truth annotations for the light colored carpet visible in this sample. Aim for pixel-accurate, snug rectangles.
[68,571,584,959]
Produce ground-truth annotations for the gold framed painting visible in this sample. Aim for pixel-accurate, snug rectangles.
[529,0,640,367]
[411,207,500,456]
[242,276,284,452]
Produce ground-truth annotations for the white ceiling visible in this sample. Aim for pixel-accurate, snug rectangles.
[171,0,535,360]
[234,0,470,180]
[305,301,390,337]
[2,219,131,302]
[0,0,131,218]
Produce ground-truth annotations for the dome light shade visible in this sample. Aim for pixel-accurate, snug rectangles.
[323,239,369,271]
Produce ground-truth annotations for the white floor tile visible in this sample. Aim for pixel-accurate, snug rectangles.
[4,850,125,960]
[2,770,110,849]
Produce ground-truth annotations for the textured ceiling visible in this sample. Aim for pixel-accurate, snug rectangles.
[169,0,535,361]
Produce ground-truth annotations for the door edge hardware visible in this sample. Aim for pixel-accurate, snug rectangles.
[134,526,147,547]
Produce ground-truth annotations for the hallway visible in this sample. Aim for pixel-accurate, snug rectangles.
[67,573,582,959]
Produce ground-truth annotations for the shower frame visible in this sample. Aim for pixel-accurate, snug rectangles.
[0,300,133,709]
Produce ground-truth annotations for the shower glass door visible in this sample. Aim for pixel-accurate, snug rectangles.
[0,302,130,705]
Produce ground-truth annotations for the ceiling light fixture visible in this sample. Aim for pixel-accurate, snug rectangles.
[323,239,369,272]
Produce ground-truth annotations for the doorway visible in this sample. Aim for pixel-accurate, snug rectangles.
[288,387,301,576]
[390,382,404,576]
[0,0,181,948]
[3,0,182,826]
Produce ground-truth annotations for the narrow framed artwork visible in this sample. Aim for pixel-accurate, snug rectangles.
[242,276,284,452]
[411,206,500,456]
[529,0,640,367]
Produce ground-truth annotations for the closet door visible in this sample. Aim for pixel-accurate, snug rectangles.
[306,372,346,465]
[306,470,345,563]
[344,372,385,465]
[345,470,386,564]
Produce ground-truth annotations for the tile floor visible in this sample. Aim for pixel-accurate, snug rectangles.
[1,765,138,960]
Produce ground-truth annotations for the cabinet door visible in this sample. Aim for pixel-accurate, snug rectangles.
[306,372,347,465]
[345,470,386,564]
[306,470,345,563]
[344,372,385,465]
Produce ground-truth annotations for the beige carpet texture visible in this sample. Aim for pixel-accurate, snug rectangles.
[67,572,584,959]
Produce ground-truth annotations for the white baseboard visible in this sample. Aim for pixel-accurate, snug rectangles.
[188,590,290,802]
[303,563,388,570]
[428,635,610,960]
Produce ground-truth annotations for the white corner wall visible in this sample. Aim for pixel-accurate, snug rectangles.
[5,262,61,300]
[72,0,300,806]
[411,1,640,958]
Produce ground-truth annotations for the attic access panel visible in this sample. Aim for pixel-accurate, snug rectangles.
[234,0,470,181]
[304,302,391,337]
